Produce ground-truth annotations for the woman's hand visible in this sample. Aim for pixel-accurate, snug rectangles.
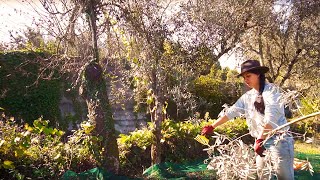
[201,125,214,135]
[255,139,266,157]
[201,115,229,136]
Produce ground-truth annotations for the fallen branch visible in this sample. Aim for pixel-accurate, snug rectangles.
[266,111,320,138]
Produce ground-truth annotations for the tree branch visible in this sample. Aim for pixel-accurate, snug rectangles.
[279,48,302,86]
[265,111,320,141]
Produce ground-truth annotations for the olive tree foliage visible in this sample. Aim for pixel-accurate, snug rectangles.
[176,0,274,72]
[171,0,273,117]
[108,0,274,164]
[104,0,238,164]
[27,0,201,167]
[240,0,320,90]
[109,0,200,165]
[26,0,203,168]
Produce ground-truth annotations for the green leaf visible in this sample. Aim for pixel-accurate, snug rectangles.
[15,149,24,157]
[146,96,153,105]
[56,130,65,137]
[132,57,139,64]
[24,123,33,132]
[81,121,94,134]
[3,160,15,169]
[33,120,43,129]
[43,127,54,135]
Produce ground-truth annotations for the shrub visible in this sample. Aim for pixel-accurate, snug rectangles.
[160,119,206,162]
[0,115,101,179]
[117,116,250,178]
[0,51,61,126]
[193,76,242,118]
[289,96,320,137]
[117,127,153,177]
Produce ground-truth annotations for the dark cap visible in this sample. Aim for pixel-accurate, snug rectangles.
[237,60,269,77]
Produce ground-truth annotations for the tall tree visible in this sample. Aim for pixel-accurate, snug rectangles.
[113,0,263,164]
[241,0,320,88]
[114,1,179,164]
[178,0,267,73]
[37,0,120,173]
[79,0,119,173]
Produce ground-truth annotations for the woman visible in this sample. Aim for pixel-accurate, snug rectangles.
[201,60,294,179]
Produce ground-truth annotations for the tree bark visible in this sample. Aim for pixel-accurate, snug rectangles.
[80,0,119,173]
[79,62,120,174]
[87,0,99,61]
[279,48,302,87]
[151,98,163,165]
[150,66,163,165]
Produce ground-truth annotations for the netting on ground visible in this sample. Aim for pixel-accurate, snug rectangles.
[142,159,215,179]
[61,159,212,180]
[61,153,319,179]
[294,153,320,180]
[61,167,133,180]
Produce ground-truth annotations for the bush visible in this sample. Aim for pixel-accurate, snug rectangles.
[0,51,61,125]
[117,127,153,177]
[117,116,250,178]
[289,96,320,137]
[160,119,207,162]
[193,76,242,118]
[0,115,101,179]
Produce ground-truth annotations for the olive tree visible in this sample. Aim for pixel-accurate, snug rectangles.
[111,0,268,164]
[35,0,120,173]
[240,0,320,89]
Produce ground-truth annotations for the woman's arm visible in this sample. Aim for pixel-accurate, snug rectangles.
[202,96,245,135]
[211,115,229,128]
[258,123,273,139]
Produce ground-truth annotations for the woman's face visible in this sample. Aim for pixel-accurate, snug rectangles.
[242,72,260,89]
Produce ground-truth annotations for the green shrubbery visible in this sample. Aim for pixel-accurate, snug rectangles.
[0,51,61,125]
[1,110,318,179]
[193,72,242,118]
[289,96,320,137]
[0,115,100,179]
[117,116,249,177]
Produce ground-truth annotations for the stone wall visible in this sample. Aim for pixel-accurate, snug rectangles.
[58,63,147,134]
[111,99,146,134]
[58,87,146,134]
[106,63,146,134]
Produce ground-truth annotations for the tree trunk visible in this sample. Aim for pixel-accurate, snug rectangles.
[150,67,164,165]
[150,97,163,165]
[79,63,120,173]
[80,0,119,173]
[87,0,99,61]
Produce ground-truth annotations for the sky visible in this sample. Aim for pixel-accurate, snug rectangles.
[0,0,239,70]
[0,1,45,43]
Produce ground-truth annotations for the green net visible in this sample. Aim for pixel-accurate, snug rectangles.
[61,153,319,179]
[61,160,212,180]
[294,153,320,180]
[61,167,133,180]
[142,159,216,179]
